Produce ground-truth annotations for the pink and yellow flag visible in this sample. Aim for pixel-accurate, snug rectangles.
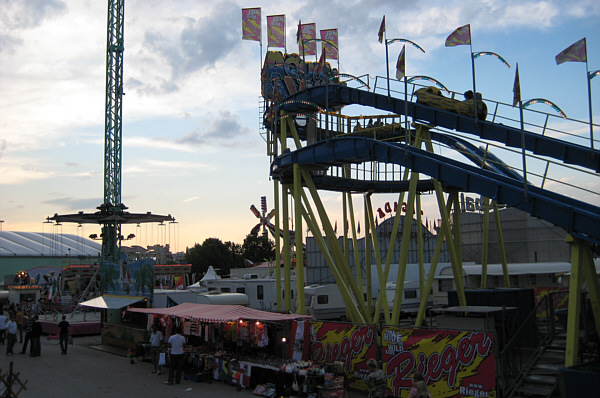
[378,16,386,44]
[395,45,406,80]
[242,8,261,41]
[320,29,338,60]
[299,23,316,56]
[555,38,587,64]
[267,15,285,48]
[445,24,471,47]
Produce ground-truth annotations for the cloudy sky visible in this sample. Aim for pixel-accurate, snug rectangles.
[1,0,599,253]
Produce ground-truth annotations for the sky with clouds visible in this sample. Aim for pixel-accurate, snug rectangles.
[1,0,599,253]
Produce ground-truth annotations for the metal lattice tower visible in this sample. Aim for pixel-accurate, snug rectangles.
[102,0,125,262]
[48,0,174,264]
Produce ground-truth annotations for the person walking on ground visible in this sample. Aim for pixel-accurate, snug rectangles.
[15,306,24,343]
[366,358,387,398]
[0,307,7,346]
[5,316,17,355]
[30,315,42,357]
[20,315,32,354]
[165,327,186,385]
[149,324,163,375]
[408,372,430,398]
[58,315,70,355]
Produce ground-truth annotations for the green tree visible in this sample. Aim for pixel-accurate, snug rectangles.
[242,232,275,263]
[184,238,244,277]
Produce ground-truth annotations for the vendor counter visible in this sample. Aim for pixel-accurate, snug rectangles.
[178,348,346,397]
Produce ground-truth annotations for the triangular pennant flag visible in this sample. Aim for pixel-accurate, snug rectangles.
[555,38,587,64]
[513,63,521,107]
[445,24,471,47]
[378,16,386,44]
[396,45,406,80]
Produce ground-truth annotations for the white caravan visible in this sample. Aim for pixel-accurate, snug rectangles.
[201,274,297,312]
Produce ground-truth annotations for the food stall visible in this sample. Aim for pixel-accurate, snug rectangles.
[127,302,321,395]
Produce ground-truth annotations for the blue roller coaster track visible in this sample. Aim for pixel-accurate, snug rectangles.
[271,84,600,246]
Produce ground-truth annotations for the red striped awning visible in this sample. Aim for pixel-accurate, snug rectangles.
[128,302,312,323]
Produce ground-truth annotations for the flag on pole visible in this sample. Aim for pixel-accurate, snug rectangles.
[242,8,261,41]
[267,15,285,48]
[296,20,302,43]
[320,29,338,60]
[513,63,521,107]
[445,24,471,46]
[555,38,587,64]
[317,45,327,72]
[396,45,406,80]
[298,23,316,55]
[378,16,386,43]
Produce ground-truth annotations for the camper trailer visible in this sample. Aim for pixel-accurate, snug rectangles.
[432,262,576,306]
[385,280,433,313]
[153,289,249,308]
[201,274,296,312]
[304,284,350,320]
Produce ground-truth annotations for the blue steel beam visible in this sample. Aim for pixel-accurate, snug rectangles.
[271,136,600,245]
[277,85,600,173]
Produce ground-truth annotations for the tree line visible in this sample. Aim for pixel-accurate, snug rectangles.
[183,232,275,278]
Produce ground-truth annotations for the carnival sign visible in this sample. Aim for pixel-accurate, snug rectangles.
[382,327,496,397]
[310,322,377,390]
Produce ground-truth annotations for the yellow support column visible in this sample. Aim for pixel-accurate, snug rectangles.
[391,168,421,324]
[293,164,305,314]
[481,197,490,288]
[274,180,282,311]
[282,185,292,312]
[565,235,584,367]
[493,201,510,287]
[365,194,392,324]
[364,196,374,316]
[416,195,425,296]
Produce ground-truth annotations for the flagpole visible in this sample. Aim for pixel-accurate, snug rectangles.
[404,76,409,146]
[586,60,595,150]
[519,99,528,198]
[385,37,390,97]
[470,42,478,126]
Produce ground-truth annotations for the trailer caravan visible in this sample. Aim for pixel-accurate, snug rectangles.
[304,281,428,320]
[384,280,433,313]
[153,289,249,308]
[304,284,352,320]
[432,262,575,306]
[201,275,297,312]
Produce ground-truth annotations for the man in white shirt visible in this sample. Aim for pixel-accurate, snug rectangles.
[149,325,163,375]
[165,327,186,385]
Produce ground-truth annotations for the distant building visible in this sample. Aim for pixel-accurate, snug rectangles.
[305,215,450,285]
[459,207,570,264]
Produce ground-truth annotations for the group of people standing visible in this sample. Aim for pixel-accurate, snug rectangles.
[367,358,431,398]
[148,324,187,386]
[0,304,45,356]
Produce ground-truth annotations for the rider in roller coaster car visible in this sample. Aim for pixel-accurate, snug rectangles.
[415,86,487,120]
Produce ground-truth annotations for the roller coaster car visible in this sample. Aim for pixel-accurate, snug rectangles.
[415,86,487,120]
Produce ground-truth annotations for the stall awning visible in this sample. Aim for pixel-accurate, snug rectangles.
[127,302,312,323]
[79,295,145,309]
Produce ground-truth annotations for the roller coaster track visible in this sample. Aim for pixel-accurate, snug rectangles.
[271,85,600,245]
[277,85,600,173]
